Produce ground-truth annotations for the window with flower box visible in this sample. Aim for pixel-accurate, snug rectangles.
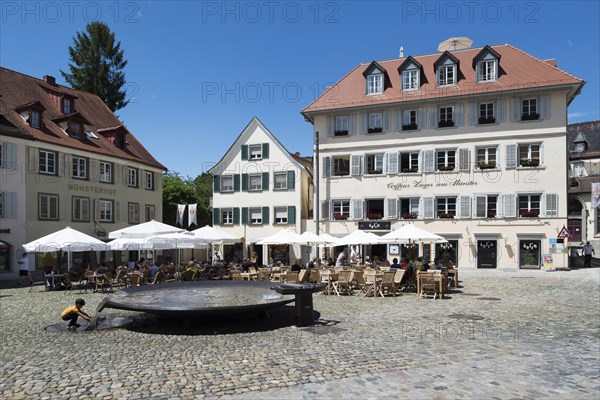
[400,152,419,173]
[402,110,418,130]
[476,147,497,170]
[365,199,384,220]
[438,106,454,127]
[368,112,383,133]
[519,144,540,167]
[479,102,495,124]
[475,195,498,218]
[335,116,349,136]
[521,98,539,120]
[436,150,456,171]
[400,198,419,219]
[365,153,384,175]
[519,194,540,217]
[333,156,350,176]
[436,197,456,219]
[332,200,350,220]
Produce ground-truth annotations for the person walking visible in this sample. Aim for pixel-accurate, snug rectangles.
[583,241,595,268]
[17,252,33,286]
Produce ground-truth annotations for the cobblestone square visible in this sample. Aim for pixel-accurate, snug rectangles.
[1,269,599,399]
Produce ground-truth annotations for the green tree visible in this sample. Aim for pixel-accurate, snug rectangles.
[193,172,214,227]
[162,172,197,228]
[60,21,129,112]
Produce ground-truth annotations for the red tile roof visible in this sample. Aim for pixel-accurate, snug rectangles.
[0,67,165,170]
[302,44,584,115]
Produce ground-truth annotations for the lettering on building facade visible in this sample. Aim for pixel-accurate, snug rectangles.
[68,183,117,196]
[387,180,478,191]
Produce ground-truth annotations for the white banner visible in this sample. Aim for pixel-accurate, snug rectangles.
[188,203,197,227]
[592,182,600,209]
[176,204,186,226]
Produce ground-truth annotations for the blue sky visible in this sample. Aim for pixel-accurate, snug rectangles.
[2,1,599,178]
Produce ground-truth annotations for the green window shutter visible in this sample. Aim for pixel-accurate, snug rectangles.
[213,175,220,192]
[234,174,240,191]
[288,206,296,225]
[262,172,269,191]
[242,174,249,191]
[262,207,269,224]
[241,145,248,160]
[242,207,248,224]
[262,143,269,159]
[213,208,220,225]
[287,170,295,190]
[233,208,240,224]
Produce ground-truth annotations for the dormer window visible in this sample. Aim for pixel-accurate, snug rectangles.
[62,97,72,114]
[477,60,497,82]
[30,111,40,128]
[574,143,586,152]
[68,121,82,138]
[367,74,383,95]
[402,69,419,91]
[115,134,126,149]
[438,65,456,86]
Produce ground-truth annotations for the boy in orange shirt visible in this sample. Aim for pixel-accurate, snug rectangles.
[61,298,91,330]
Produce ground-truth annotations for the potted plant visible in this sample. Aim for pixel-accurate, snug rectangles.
[367,127,383,134]
[478,117,496,124]
[333,213,348,221]
[519,210,539,218]
[402,167,418,173]
[520,158,540,167]
[366,212,382,220]
[334,130,348,136]
[438,212,455,219]
[478,161,497,170]
[521,113,540,121]
[367,169,382,174]
[438,120,454,128]
[402,212,418,219]
[438,165,455,172]
[402,123,418,131]
[487,211,497,218]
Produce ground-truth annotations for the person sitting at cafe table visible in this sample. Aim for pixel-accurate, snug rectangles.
[291,258,303,272]
[390,258,401,268]
[440,256,454,269]
[45,266,59,289]
[336,249,347,266]
[429,258,443,270]
[149,261,159,280]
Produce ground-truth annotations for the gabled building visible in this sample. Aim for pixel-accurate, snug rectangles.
[567,121,600,253]
[0,67,165,277]
[302,42,585,270]
[209,117,312,264]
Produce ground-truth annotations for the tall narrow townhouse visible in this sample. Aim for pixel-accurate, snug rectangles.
[209,117,313,264]
[0,68,166,276]
[302,43,584,269]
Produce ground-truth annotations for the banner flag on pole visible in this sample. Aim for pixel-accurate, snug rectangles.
[592,182,600,209]
[188,203,197,227]
[176,204,186,226]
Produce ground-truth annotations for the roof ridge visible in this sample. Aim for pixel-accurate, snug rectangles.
[505,44,584,83]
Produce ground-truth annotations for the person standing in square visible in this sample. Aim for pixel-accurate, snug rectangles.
[583,241,595,268]
[17,252,33,286]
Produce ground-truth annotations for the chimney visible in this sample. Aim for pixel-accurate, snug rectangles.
[543,59,557,67]
[399,46,404,58]
[43,75,56,85]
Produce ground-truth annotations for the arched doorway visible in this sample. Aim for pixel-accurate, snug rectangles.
[568,197,584,243]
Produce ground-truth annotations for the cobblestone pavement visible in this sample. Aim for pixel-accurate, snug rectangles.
[1,269,599,399]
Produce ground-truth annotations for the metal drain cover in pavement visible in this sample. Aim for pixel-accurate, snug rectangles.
[476,297,501,301]
[448,314,485,320]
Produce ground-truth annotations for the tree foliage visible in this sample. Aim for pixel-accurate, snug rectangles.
[162,171,213,228]
[60,22,129,112]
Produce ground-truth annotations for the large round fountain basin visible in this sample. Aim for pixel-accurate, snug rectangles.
[99,281,295,317]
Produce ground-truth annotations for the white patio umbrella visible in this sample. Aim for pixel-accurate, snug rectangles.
[23,226,110,270]
[319,233,341,247]
[289,231,333,246]
[147,231,208,249]
[191,225,241,243]
[107,238,155,251]
[256,228,303,245]
[108,219,184,239]
[437,36,473,51]
[380,224,448,244]
[336,230,383,246]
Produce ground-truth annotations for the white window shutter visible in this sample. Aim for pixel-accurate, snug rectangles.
[359,113,368,134]
[351,155,363,176]
[383,111,391,132]
[496,99,505,123]
[540,142,545,166]
[458,195,471,218]
[418,107,426,128]
[326,116,334,137]
[386,152,399,174]
[393,109,402,131]
[455,103,464,126]
[94,199,100,221]
[115,201,121,222]
[385,198,397,219]
[502,193,517,218]
[421,150,435,173]
[351,198,363,220]
[28,147,37,172]
[3,142,17,170]
[475,195,486,218]
[543,193,558,217]
[422,197,434,219]
[468,102,477,125]
[540,94,551,119]
[58,153,64,176]
[511,98,521,121]
[402,110,410,126]
[505,144,518,168]
[459,148,470,172]
[428,107,437,129]
[321,200,330,221]
[2,192,17,218]
[323,157,331,177]
[348,114,357,135]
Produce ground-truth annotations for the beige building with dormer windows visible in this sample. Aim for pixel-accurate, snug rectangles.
[302,43,585,270]
[0,68,165,278]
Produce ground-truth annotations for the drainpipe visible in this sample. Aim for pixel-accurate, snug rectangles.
[314,131,320,235]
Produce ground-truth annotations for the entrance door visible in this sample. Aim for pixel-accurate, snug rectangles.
[436,240,458,267]
[477,240,497,269]
[567,219,582,242]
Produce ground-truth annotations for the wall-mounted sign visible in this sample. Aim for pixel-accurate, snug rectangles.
[68,183,117,196]
[358,221,391,231]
